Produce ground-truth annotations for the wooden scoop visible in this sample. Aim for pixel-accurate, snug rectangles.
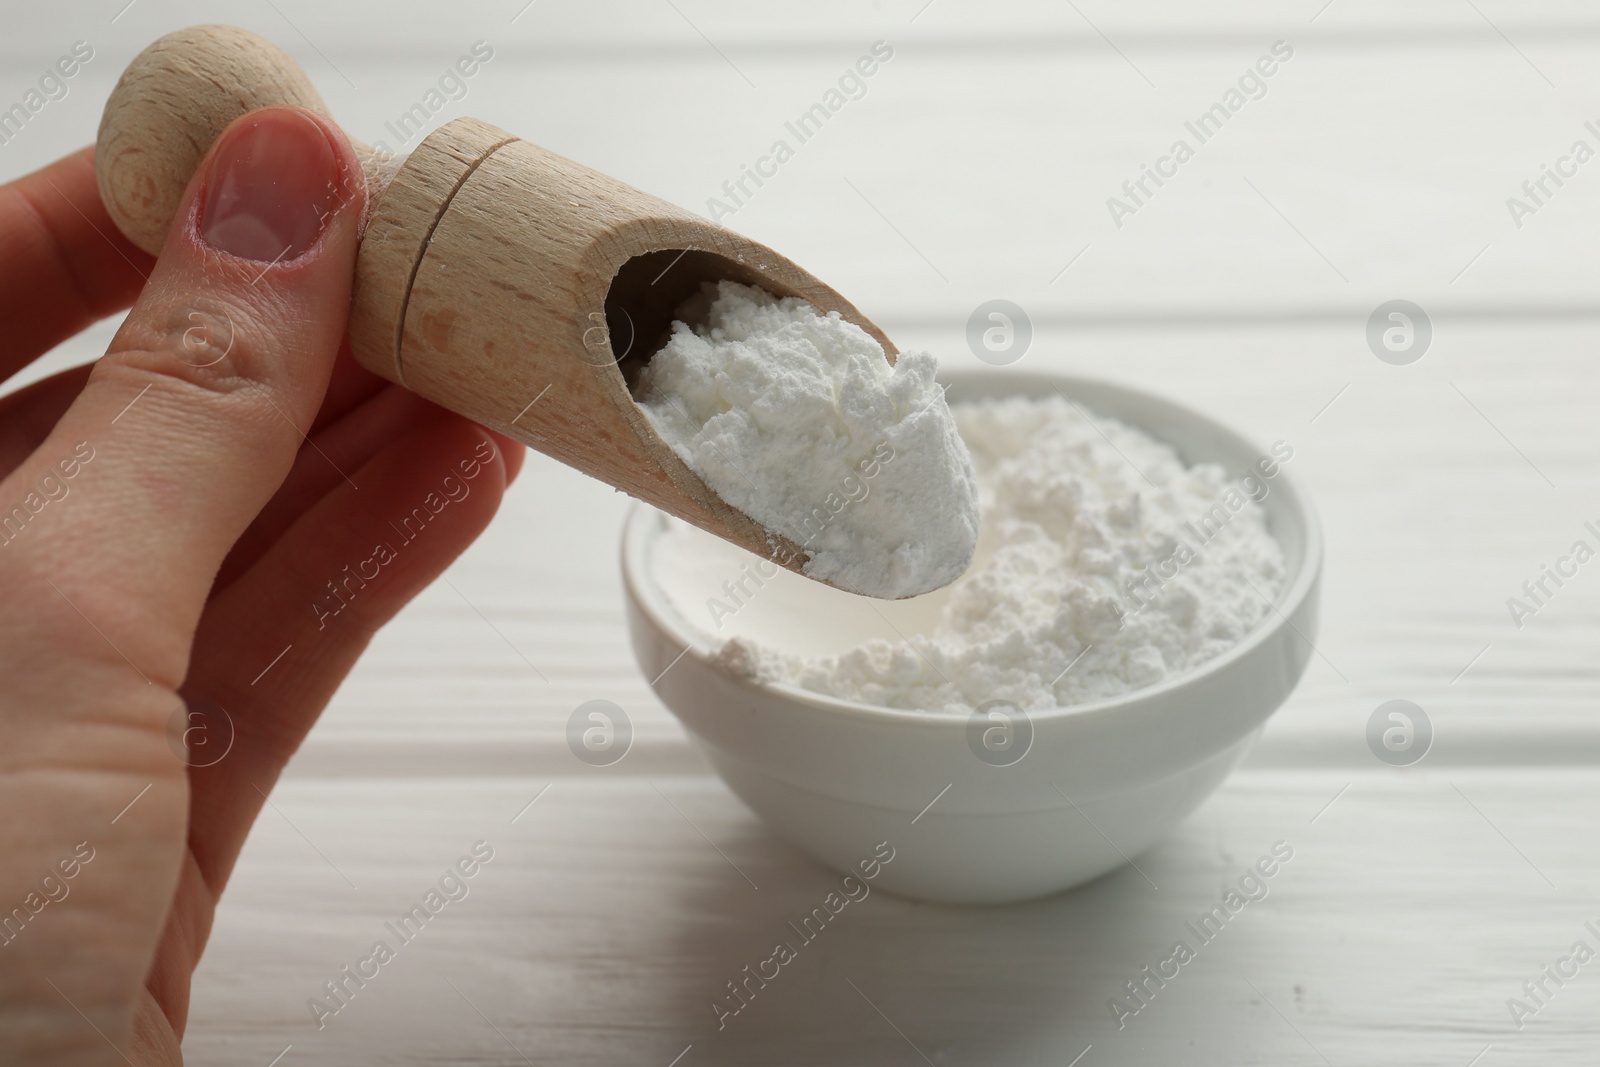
[96,24,900,584]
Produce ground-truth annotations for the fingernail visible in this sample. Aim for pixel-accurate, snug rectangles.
[199,108,344,263]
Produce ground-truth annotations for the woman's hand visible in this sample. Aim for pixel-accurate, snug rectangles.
[0,106,522,1064]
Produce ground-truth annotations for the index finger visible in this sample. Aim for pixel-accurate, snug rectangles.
[0,146,153,382]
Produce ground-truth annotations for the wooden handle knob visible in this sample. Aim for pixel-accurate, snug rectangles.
[95,24,370,256]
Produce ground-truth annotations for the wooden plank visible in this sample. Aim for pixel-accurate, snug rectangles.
[275,316,1600,760]
[6,3,1600,317]
[180,770,1600,1066]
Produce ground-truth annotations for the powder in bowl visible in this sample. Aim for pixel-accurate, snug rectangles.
[649,393,1290,712]
[633,281,980,600]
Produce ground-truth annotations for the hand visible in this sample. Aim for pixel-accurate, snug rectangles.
[0,107,523,1064]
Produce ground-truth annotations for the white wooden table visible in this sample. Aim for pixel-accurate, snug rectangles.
[8,2,1600,1063]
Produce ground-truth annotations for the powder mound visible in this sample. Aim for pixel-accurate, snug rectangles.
[635,281,980,599]
[715,395,1289,711]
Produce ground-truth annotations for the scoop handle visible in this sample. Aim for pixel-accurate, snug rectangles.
[95,24,379,255]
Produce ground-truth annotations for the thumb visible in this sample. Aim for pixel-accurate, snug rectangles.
[0,105,366,690]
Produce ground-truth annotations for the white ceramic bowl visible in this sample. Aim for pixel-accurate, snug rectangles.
[621,370,1321,904]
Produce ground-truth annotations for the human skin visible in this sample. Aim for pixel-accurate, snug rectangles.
[0,106,523,1063]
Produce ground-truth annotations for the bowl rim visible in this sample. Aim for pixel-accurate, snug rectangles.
[621,368,1323,731]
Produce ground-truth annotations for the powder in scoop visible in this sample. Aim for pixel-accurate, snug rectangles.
[634,281,979,599]
[654,394,1289,711]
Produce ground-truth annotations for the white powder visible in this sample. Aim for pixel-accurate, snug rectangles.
[634,281,980,600]
[651,393,1288,712]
